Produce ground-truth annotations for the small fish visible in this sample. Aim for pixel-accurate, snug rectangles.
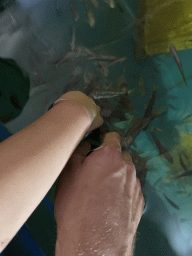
[151,128,173,164]
[176,191,187,194]
[116,70,127,88]
[103,0,115,8]
[90,90,134,99]
[63,67,83,93]
[83,0,95,27]
[143,86,158,119]
[88,55,118,62]
[153,127,163,132]
[116,2,124,13]
[175,170,192,179]
[97,62,110,77]
[70,0,79,21]
[153,177,162,186]
[182,114,192,123]
[56,47,84,67]
[122,89,161,151]
[109,107,126,121]
[167,94,179,100]
[83,76,100,96]
[139,75,146,96]
[169,45,187,85]
[8,11,17,26]
[71,28,76,51]
[168,104,177,110]
[119,95,135,112]
[163,193,180,210]
[179,155,188,172]
[90,0,99,8]
[106,56,127,67]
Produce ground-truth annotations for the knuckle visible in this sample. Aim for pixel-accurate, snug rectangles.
[136,178,141,188]
[127,164,137,176]
[102,145,121,158]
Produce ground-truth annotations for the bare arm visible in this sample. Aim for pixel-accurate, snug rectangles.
[0,97,94,253]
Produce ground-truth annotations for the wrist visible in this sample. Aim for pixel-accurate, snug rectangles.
[54,91,97,122]
[53,98,93,136]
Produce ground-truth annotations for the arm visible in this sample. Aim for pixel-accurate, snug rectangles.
[0,97,93,253]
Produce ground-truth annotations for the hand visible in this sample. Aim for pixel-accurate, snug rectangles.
[54,91,104,132]
[54,132,145,256]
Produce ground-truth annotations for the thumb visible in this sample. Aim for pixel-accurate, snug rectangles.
[88,105,104,131]
[101,132,122,152]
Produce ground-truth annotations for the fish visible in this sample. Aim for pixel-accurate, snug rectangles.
[168,104,177,110]
[153,127,163,133]
[153,177,162,186]
[8,11,17,26]
[90,0,98,8]
[63,67,83,93]
[83,0,95,27]
[179,155,188,172]
[71,28,76,51]
[167,94,179,100]
[83,76,100,96]
[122,88,161,151]
[143,86,158,119]
[99,62,109,77]
[88,55,118,62]
[163,193,180,210]
[176,191,187,194]
[175,170,192,179]
[116,2,125,13]
[70,0,79,21]
[55,47,85,67]
[182,114,192,123]
[151,128,173,164]
[169,45,187,86]
[106,56,127,67]
[103,0,115,8]
[139,75,146,96]
[90,89,134,100]
[93,56,127,70]
[118,95,135,112]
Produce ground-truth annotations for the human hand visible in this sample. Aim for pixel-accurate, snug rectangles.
[53,91,104,132]
[54,132,145,256]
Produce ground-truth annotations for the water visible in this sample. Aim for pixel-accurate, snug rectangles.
[1,0,192,255]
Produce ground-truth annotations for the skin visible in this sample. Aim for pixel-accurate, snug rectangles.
[0,90,144,255]
[54,132,145,256]
[0,91,103,253]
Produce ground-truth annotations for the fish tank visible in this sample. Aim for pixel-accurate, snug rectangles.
[1,0,192,255]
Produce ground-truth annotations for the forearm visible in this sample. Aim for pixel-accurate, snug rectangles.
[0,99,92,253]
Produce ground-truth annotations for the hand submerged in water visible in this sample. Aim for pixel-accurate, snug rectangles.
[54,132,145,256]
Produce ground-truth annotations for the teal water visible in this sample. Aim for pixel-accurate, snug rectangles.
[1,0,192,255]
[74,0,192,255]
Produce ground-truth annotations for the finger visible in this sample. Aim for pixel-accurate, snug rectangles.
[122,151,133,164]
[89,115,104,131]
[101,132,121,152]
[74,141,91,157]
[89,105,104,131]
